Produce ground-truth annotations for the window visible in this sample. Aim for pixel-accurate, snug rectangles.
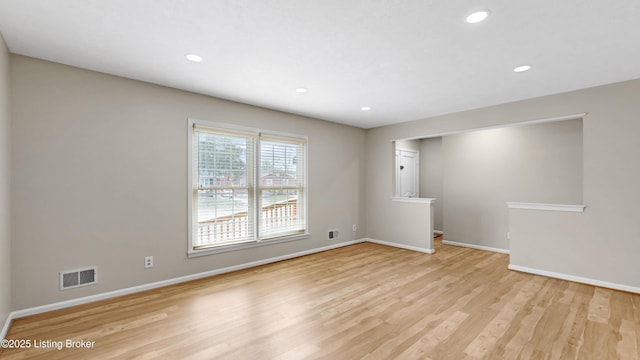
[188,119,308,256]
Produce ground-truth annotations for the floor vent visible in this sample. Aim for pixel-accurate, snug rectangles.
[60,267,97,290]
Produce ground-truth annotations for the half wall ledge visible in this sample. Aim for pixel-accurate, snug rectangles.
[391,197,436,204]
[506,202,585,213]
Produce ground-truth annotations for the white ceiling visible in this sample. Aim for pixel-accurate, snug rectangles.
[1,1,640,129]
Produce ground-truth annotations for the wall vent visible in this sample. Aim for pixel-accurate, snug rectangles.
[328,229,339,240]
[60,267,97,290]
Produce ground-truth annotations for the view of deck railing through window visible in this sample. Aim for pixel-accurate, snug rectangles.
[196,197,298,245]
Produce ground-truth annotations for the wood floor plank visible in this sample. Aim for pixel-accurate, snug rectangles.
[395,310,469,359]
[2,239,640,359]
[464,277,544,358]
[588,287,612,324]
[500,305,545,359]
[618,319,639,360]
[548,295,584,360]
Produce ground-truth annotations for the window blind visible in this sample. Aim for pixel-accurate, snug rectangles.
[258,136,306,239]
[192,126,255,248]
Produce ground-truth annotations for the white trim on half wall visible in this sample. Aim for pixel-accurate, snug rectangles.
[442,239,510,254]
[506,202,585,212]
[366,238,435,254]
[508,264,640,294]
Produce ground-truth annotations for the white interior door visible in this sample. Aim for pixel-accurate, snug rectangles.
[396,149,419,197]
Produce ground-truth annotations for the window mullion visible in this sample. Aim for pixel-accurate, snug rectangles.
[254,136,261,242]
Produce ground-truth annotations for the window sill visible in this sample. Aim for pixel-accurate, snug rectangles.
[188,233,311,258]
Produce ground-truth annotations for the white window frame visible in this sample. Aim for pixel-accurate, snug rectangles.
[187,118,309,257]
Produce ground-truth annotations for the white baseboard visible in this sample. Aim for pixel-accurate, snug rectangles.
[366,238,435,254]
[442,239,510,254]
[508,264,640,294]
[434,230,443,235]
[1,312,13,340]
[3,239,366,333]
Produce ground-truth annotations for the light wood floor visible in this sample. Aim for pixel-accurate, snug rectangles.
[2,238,640,359]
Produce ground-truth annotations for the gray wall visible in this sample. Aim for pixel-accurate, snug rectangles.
[509,209,590,280]
[366,78,640,288]
[10,55,367,309]
[0,35,11,331]
[394,139,420,151]
[419,137,443,231]
[375,200,434,252]
[442,120,583,250]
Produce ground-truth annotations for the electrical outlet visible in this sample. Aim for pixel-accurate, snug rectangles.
[352,224,358,232]
[144,256,153,269]
[328,229,339,240]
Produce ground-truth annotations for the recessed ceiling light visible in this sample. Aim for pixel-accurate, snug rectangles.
[513,65,532,73]
[466,10,490,24]
[185,53,203,62]
[295,87,308,93]
[361,106,371,111]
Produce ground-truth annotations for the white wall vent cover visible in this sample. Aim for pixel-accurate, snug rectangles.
[60,267,97,290]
